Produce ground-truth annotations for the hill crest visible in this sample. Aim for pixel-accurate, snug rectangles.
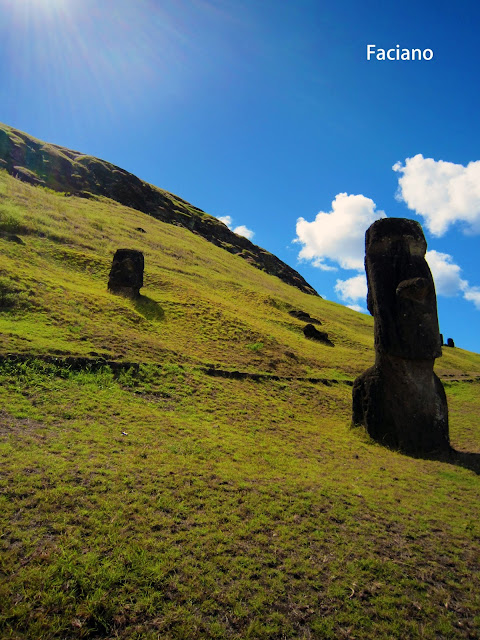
[0,122,317,296]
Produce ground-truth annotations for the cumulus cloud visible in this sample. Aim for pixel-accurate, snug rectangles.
[232,224,255,240]
[332,251,480,313]
[347,304,368,313]
[426,250,468,296]
[334,274,367,304]
[218,215,233,227]
[463,288,480,310]
[217,215,254,240]
[393,154,480,236]
[426,250,480,310]
[294,193,385,271]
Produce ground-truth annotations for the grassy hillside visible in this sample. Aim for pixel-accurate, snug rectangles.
[0,122,317,296]
[1,169,480,639]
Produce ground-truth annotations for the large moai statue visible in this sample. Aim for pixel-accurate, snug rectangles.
[108,249,144,298]
[352,218,450,454]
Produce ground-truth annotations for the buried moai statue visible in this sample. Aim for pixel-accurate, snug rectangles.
[108,249,144,298]
[352,218,450,454]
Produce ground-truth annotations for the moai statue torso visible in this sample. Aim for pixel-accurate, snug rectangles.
[352,218,450,454]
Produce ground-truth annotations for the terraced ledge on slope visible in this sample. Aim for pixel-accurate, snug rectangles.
[3,354,479,388]
[201,367,353,385]
[0,122,318,296]
[0,354,354,386]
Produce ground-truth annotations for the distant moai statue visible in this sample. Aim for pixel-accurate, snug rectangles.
[108,249,144,298]
[447,338,455,348]
[352,218,450,454]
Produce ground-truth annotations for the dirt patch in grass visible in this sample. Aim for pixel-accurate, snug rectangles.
[0,410,48,438]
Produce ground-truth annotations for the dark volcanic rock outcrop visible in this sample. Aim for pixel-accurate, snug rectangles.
[352,218,450,455]
[0,123,317,296]
[108,249,144,298]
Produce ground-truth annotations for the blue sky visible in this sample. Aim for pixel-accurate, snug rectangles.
[1,0,480,352]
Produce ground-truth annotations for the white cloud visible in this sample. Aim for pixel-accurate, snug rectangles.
[426,250,468,297]
[426,249,480,310]
[233,224,255,240]
[218,215,233,227]
[293,188,480,314]
[463,288,480,310]
[217,216,254,240]
[347,304,368,314]
[393,154,480,236]
[335,274,367,304]
[332,250,480,314]
[294,193,385,271]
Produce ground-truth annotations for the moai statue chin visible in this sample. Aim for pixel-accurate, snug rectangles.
[352,218,450,455]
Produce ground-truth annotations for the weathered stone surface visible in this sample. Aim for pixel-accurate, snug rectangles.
[365,218,442,360]
[352,218,450,455]
[303,323,334,346]
[108,249,144,298]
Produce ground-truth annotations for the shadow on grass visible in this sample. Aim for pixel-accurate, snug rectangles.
[424,449,480,476]
[353,426,480,475]
[133,294,165,321]
[450,451,480,475]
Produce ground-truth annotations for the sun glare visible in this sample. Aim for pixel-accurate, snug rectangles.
[4,0,225,124]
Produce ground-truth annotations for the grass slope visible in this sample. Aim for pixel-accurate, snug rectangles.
[1,170,480,639]
[0,122,317,296]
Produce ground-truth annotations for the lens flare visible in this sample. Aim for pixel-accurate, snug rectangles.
[2,0,220,124]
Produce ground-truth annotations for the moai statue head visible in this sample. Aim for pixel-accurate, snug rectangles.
[108,249,144,298]
[365,218,441,360]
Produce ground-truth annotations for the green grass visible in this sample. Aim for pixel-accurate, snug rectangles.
[1,361,479,639]
[1,170,480,639]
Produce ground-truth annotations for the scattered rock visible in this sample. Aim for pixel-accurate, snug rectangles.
[289,309,321,324]
[135,227,146,233]
[303,323,334,346]
[352,218,450,455]
[108,249,144,298]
